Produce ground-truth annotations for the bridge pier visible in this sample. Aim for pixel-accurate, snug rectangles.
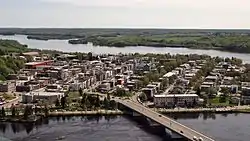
[165,128,185,140]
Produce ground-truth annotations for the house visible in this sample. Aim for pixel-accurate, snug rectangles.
[142,88,155,100]
[45,84,63,92]
[154,94,199,108]
[241,87,250,104]
[205,75,218,83]
[98,83,111,92]
[0,81,16,92]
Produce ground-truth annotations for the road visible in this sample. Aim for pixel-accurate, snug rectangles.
[0,96,21,108]
[117,99,215,141]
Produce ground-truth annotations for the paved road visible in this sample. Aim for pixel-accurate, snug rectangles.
[117,99,215,141]
[0,96,21,108]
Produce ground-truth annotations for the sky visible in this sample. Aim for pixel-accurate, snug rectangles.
[0,0,250,28]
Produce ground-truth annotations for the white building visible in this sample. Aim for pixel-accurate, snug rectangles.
[22,92,64,104]
[154,94,199,108]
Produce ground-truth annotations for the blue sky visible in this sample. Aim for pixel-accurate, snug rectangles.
[0,0,249,28]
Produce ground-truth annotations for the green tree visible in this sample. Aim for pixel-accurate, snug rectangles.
[110,100,117,110]
[55,98,60,107]
[196,87,201,96]
[104,97,109,110]
[44,105,49,117]
[79,87,83,96]
[1,107,6,117]
[23,105,33,120]
[95,95,101,109]
[107,93,111,101]
[142,77,150,86]
[60,96,66,109]
[139,93,147,102]
[11,105,16,117]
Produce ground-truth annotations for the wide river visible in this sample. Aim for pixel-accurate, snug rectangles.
[0,114,250,141]
[0,35,250,63]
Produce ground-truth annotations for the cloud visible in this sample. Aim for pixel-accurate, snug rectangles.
[40,0,250,9]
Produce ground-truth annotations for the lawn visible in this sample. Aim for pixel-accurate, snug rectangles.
[209,97,235,106]
[1,93,16,101]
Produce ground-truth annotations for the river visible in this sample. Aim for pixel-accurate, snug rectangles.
[0,35,250,63]
[0,114,250,141]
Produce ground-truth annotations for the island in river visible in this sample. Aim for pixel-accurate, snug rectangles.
[1,28,250,53]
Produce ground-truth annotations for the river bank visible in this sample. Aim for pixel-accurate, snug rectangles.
[48,110,124,116]
[154,106,250,114]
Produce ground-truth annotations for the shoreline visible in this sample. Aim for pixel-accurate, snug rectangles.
[1,34,250,54]
[155,107,250,114]
[1,108,250,123]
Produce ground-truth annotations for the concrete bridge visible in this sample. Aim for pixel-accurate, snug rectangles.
[116,98,215,141]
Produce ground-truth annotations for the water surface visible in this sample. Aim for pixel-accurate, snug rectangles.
[1,35,250,63]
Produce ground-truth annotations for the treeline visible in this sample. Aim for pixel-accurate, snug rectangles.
[0,40,29,80]
[0,56,24,80]
[0,39,29,55]
[68,35,250,53]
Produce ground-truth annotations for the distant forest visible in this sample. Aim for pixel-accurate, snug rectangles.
[1,28,250,53]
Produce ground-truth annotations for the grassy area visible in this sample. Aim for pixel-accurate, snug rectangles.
[209,97,235,106]
[67,92,81,103]
[1,93,16,101]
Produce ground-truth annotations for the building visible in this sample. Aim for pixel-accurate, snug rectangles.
[154,94,199,108]
[241,87,250,104]
[45,84,63,92]
[22,92,64,104]
[142,88,155,100]
[205,75,218,83]
[0,81,15,92]
[25,60,54,69]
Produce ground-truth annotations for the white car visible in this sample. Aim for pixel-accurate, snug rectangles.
[198,137,203,141]
[193,136,198,141]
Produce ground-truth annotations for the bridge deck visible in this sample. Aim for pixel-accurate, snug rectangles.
[118,99,215,141]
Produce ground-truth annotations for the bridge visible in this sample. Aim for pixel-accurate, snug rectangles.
[116,98,215,141]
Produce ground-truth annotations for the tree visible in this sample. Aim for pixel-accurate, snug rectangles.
[60,96,66,109]
[1,107,6,117]
[87,52,93,61]
[104,97,109,110]
[11,105,16,117]
[23,105,33,120]
[139,93,147,102]
[192,99,197,107]
[203,95,209,107]
[79,87,83,96]
[107,93,111,101]
[196,87,201,96]
[142,77,150,87]
[110,100,117,110]
[95,95,101,109]
[44,105,49,117]
[219,94,227,103]
[184,100,188,107]
[55,98,60,107]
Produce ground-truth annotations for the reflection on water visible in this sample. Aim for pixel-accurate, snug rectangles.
[0,114,250,141]
[0,116,164,141]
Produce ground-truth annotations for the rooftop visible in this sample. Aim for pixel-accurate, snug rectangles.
[154,94,198,98]
[25,92,64,96]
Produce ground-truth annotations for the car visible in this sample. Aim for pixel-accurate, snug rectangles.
[159,115,162,117]
[198,137,203,141]
[193,136,198,141]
